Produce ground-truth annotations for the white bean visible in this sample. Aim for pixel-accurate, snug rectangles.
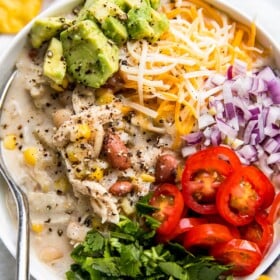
[39,247,63,262]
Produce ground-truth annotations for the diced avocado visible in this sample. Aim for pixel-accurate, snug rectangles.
[114,0,141,12]
[149,9,169,41]
[43,37,66,85]
[148,0,160,9]
[79,0,127,24]
[126,0,168,42]
[101,16,128,46]
[60,20,119,88]
[78,0,129,45]
[126,3,154,40]
[30,17,71,48]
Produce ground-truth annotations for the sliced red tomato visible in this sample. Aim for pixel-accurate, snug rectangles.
[182,158,233,214]
[268,192,280,224]
[157,217,208,243]
[206,215,240,238]
[185,145,242,170]
[240,211,274,255]
[210,239,262,276]
[149,183,184,236]
[216,166,274,226]
[183,223,234,249]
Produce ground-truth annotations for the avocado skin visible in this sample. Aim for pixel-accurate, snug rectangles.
[60,20,119,88]
[30,17,71,48]
[43,37,66,85]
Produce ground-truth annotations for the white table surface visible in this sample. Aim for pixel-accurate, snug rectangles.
[1,0,280,279]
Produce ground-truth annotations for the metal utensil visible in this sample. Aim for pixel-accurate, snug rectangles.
[0,71,30,280]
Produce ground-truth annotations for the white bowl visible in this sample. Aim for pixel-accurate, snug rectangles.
[0,0,280,279]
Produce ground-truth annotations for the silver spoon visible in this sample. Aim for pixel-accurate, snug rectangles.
[0,71,30,280]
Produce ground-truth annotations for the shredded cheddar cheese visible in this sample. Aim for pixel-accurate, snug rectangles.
[0,0,42,33]
[120,0,266,145]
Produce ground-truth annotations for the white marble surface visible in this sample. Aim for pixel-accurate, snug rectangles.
[0,0,280,279]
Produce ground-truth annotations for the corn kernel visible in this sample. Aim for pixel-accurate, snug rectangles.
[23,147,38,166]
[3,134,17,150]
[257,276,272,280]
[75,123,91,140]
[140,173,155,183]
[208,106,217,116]
[121,105,132,115]
[88,167,104,182]
[65,144,80,163]
[96,91,114,105]
[54,176,70,193]
[95,88,113,97]
[31,223,44,234]
[50,77,69,92]
[75,167,87,180]
[225,136,244,149]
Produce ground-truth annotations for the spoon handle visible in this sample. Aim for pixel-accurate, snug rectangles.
[0,167,30,280]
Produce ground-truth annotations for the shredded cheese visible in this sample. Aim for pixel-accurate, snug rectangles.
[119,0,267,144]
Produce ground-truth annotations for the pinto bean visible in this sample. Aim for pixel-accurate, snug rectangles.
[109,181,133,196]
[103,133,131,170]
[155,154,178,183]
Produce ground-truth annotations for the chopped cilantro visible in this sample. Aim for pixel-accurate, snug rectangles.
[66,215,231,279]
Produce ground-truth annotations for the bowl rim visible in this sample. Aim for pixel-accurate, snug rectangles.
[0,0,280,279]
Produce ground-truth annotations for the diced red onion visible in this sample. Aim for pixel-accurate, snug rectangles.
[264,124,280,137]
[263,137,280,154]
[231,76,253,97]
[267,153,280,164]
[265,106,280,126]
[211,74,226,86]
[257,66,276,82]
[210,125,222,146]
[182,131,203,145]
[181,146,197,158]
[267,77,280,104]
[250,77,267,94]
[259,154,274,177]
[237,144,258,163]
[243,120,258,144]
[198,114,215,129]
[227,65,233,80]
[216,118,238,138]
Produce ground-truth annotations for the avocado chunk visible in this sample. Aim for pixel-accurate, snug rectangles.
[60,20,119,88]
[80,0,127,23]
[43,38,66,85]
[78,0,128,45]
[126,0,169,42]
[148,0,160,9]
[114,0,141,12]
[102,16,128,46]
[30,17,71,48]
